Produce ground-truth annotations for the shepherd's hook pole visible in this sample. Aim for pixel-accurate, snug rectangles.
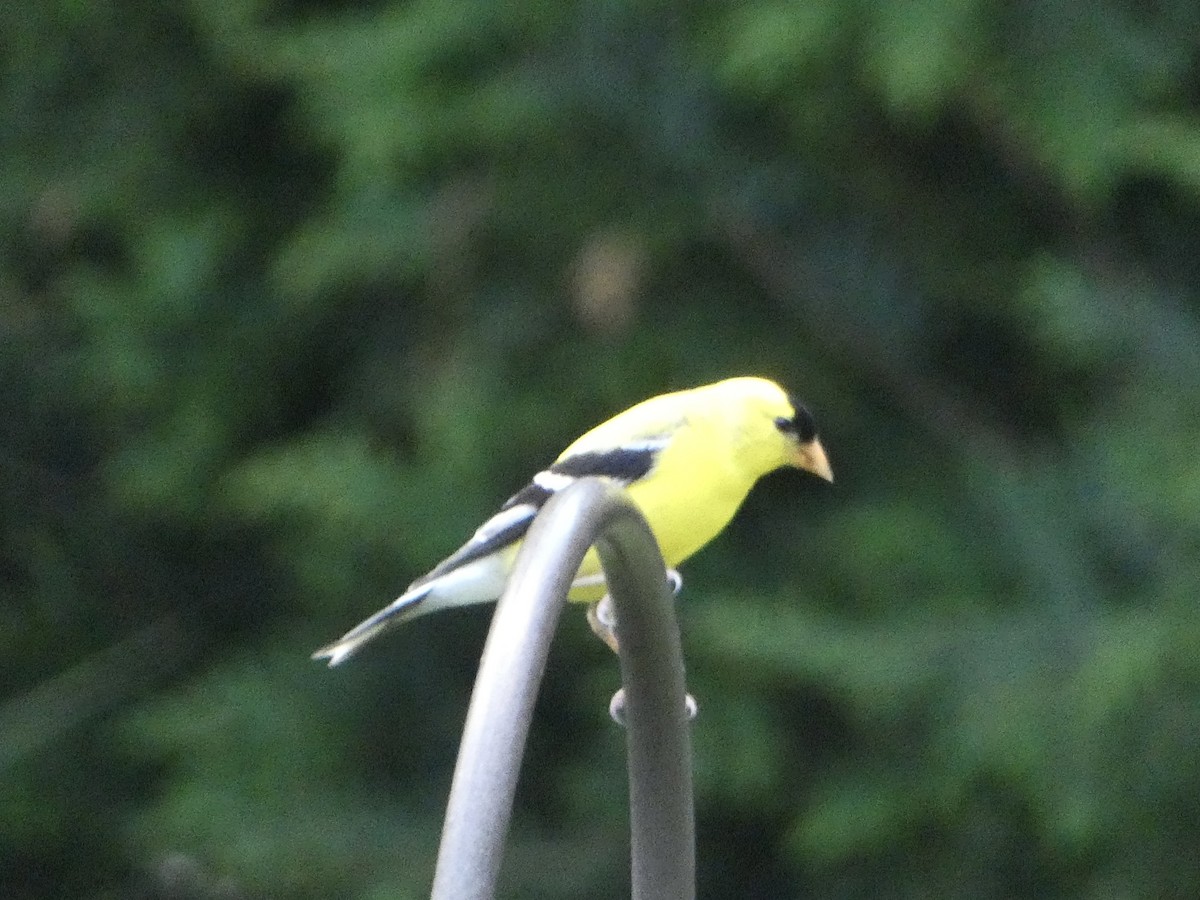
[429,478,695,900]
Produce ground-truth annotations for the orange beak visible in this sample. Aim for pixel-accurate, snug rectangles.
[792,438,834,483]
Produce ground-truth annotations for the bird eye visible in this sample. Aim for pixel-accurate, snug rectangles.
[774,416,797,435]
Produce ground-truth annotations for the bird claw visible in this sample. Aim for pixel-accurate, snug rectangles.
[593,569,693,724]
[587,596,620,653]
[587,571,683,653]
[609,688,698,726]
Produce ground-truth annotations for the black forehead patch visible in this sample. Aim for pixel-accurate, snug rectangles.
[783,395,818,442]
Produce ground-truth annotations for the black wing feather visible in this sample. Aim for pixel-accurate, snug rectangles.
[411,440,665,588]
[410,484,552,587]
[548,447,657,483]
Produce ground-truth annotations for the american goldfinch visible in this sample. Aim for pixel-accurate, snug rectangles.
[313,376,832,665]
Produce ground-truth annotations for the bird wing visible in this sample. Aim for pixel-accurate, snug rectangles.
[410,427,678,589]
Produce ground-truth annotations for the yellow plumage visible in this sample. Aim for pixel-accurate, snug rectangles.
[313,376,832,665]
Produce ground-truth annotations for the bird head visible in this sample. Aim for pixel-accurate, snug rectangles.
[711,377,834,483]
[773,398,833,483]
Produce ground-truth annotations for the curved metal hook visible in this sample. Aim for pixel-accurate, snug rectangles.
[430,478,695,900]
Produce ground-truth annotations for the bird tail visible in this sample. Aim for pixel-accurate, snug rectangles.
[311,584,434,667]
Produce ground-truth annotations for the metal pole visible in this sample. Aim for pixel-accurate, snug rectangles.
[429,478,695,900]
[597,511,695,900]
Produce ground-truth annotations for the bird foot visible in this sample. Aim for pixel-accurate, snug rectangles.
[585,570,683,654]
[609,688,698,726]
[586,596,620,653]
[666,569,683,595]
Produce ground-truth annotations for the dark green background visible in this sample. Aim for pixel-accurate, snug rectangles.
[4,1,1199,897]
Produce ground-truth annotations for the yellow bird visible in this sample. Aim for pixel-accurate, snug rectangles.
[313,376,832,665]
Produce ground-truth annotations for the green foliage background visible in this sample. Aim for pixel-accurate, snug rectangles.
[4,1,1200,897]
